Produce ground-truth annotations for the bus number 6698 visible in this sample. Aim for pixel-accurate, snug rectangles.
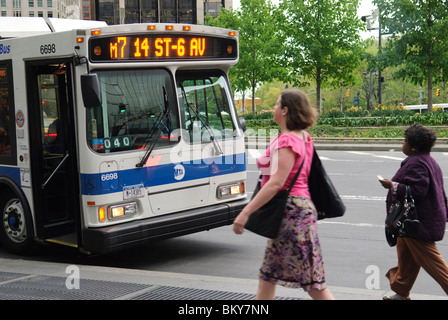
[40,44,56,54]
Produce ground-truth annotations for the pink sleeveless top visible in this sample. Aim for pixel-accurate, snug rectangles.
[257,132,314,198]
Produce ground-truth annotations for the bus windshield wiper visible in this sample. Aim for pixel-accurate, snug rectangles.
[180,84,223,155]
[136,86,171,167]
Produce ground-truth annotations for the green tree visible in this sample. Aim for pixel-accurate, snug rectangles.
[206,0,285,113]
[279,0,365,113]
[255,80,288,111]
[375,0,448,112]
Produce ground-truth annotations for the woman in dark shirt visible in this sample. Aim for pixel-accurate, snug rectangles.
[379,124,448,300]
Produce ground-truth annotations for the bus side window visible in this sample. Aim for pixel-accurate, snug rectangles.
[44,118,64,155]
[0,94,11,155]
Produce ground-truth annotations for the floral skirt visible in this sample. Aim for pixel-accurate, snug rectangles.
[259,196,327,292]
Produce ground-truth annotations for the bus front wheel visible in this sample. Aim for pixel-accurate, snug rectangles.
[0,193,34,254]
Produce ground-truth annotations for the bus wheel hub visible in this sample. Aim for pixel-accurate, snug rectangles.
[3,200,27,243]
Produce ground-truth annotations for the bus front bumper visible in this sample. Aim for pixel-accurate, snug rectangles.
[81,198,248,254]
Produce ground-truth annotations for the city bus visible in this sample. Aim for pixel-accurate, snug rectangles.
[0,17,247,254]
[404,103,448,113]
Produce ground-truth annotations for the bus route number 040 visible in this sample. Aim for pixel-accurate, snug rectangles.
[104,136,131,150]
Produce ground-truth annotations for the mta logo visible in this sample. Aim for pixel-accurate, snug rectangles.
[174,164,185,181]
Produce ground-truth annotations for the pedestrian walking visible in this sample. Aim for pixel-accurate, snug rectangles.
[379,124,448,300]
[233,89,334,300]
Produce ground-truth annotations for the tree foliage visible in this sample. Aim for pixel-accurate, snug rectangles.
[206,0,365,114]
[278,0,365,113]
[206,0,284,113]
[375,0,448,111]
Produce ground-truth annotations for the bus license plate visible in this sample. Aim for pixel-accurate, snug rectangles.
[123,184,145,200]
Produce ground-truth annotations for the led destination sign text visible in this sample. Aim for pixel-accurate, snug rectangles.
[90,34,237,62]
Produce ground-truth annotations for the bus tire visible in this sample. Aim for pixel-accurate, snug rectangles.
[0,189,35,254]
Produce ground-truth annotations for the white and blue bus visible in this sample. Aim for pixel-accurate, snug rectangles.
[0,18,247,254]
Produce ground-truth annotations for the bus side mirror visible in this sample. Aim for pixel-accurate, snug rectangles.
[239,117,246,132]
[81,73,102,108]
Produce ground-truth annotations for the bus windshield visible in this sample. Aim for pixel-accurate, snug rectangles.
[177,70,241,144]
[87,69,179,153]
[87,69,241,153]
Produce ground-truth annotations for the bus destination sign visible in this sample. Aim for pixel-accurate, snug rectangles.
[89,34,237,62]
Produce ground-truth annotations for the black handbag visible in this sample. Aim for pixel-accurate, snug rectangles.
[385,185,420,247]
[244,157,305,239]
[308,148,346,220]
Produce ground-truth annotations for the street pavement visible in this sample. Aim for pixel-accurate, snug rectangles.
[0,257,445,300]
[0,140,447,301]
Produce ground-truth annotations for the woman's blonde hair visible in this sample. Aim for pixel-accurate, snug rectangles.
[280,89,318,130]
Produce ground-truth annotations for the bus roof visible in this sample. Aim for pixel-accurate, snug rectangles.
[0,17,107,39]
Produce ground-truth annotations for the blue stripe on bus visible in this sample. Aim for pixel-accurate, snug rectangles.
[80,153,246,196]
[0,166,21,185]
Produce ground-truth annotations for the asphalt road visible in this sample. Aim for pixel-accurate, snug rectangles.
[1,149,448,297]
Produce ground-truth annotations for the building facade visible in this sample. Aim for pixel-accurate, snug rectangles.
[1,0,231,23]
[0,0,92,18]
[96,0,232,25]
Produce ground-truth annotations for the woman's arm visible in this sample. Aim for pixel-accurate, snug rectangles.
[379,161,429,202]
[233,147,297,234]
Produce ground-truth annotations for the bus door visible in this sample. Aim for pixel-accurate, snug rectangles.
[26,59,79,242]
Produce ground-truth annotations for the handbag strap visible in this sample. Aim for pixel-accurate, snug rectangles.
[404,185,415,203]
[285,156,305,194]
[285,132,307,194]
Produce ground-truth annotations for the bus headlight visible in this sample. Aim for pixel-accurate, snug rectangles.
[107,202,137,220]
[217,182,245,199]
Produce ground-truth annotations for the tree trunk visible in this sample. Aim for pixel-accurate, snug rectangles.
[316,68,322,114]
[338,85,344,111]
[251,71,256,114]
[427,71,433,112]
[252,85,256,114]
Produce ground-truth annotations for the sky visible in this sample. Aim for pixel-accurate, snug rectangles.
[231,0,377,38]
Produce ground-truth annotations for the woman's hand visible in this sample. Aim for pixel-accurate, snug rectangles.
[379,178,393,189]
[233,211,250,235]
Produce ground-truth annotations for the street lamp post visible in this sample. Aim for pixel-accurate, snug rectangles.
[378,15,382,106]
[363,69,378,110]
[362,9,382,107]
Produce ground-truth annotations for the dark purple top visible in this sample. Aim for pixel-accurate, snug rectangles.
[387,152,448,242]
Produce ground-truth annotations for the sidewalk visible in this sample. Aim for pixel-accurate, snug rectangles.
[0,258,445,300]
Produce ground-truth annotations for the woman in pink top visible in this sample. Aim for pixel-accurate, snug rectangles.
[233,89,334,300]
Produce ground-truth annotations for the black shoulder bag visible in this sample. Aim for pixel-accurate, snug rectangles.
[244,156,305,239]
[308,147,346,220]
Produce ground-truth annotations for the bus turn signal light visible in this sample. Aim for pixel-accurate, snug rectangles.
[98,207,106,222]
